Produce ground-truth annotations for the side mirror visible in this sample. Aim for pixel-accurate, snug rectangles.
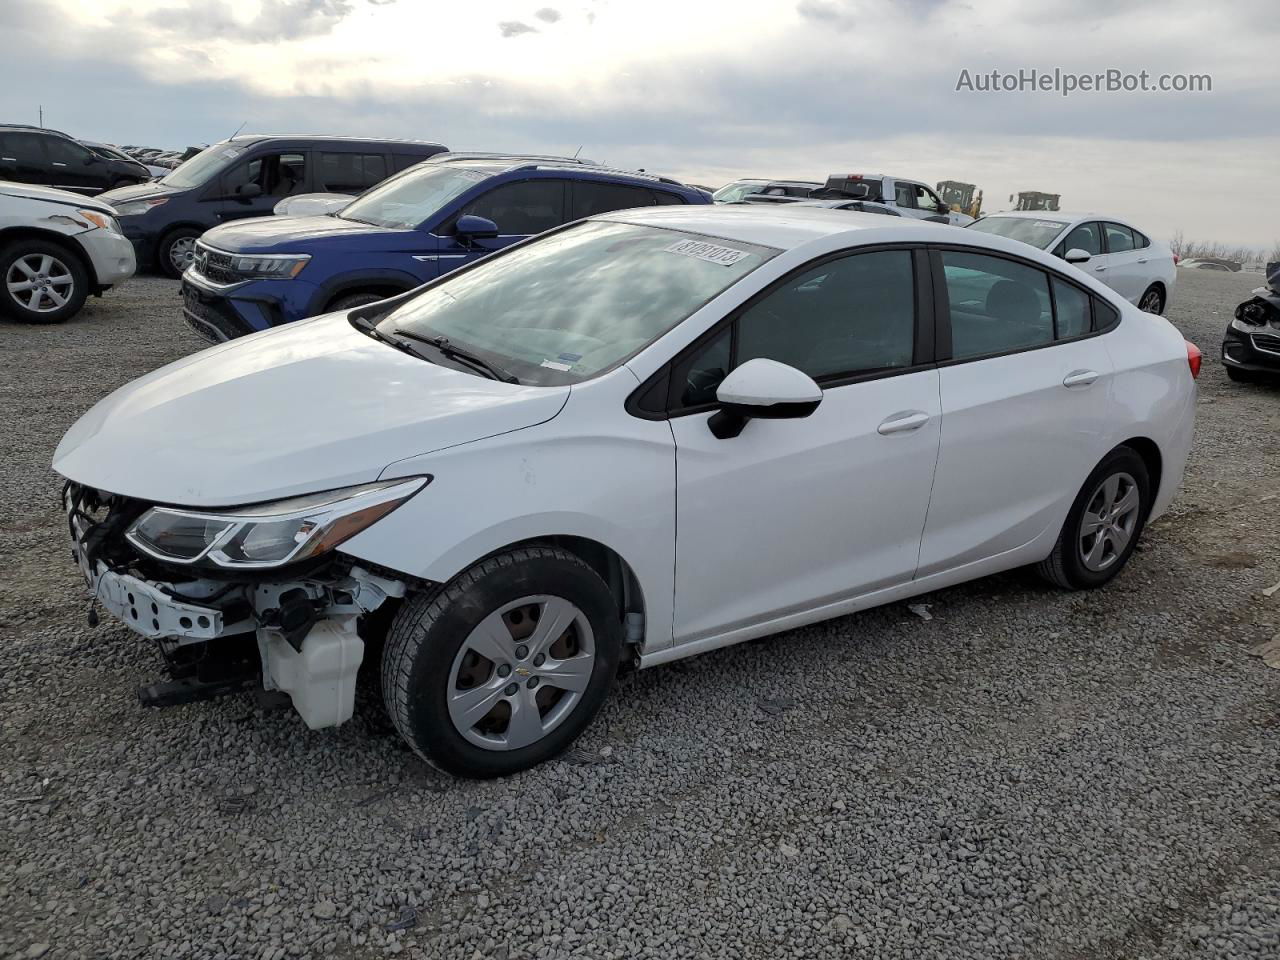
[708,358,822,439]
[237,182,263,199]
[1065,248,1092,264]
[455,214,499,242]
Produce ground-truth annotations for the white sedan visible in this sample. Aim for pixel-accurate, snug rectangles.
[53,207,1198,777]
[967,211,1176,314]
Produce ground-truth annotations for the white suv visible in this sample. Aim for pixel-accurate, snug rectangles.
[814,174,975,225]
[0,182,135,323]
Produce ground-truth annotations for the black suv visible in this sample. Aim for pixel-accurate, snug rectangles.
[98,134,449,277]
[0,124,151,195]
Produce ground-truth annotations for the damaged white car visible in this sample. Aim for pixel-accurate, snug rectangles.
[54,206,1196,778]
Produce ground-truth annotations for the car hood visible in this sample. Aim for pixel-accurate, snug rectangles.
[97,181,180,205]
[0,181,116,214]
[53,315,569,507]
[202,214,408,253]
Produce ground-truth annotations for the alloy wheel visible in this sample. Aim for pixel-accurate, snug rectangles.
[1139,289,1162,313]
[446,595,596,751]
[6,253,74,313]
[1078,471,1140,572]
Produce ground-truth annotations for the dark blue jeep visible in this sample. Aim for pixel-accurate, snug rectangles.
[180,154,712,342]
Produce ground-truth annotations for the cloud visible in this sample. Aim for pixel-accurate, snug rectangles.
[535,7,561,23]
[146,0,355,44]
[498,20,538,37]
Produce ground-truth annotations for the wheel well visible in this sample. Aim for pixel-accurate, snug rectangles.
[0,226,97,288]
[324,284,409,311]
[1143,280,1166,298]
[483,536,646,640]
[1118,437,1163,512]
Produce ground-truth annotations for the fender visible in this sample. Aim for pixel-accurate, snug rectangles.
[306,268,428,316]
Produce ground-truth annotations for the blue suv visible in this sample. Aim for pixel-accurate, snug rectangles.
[181,154,712,342]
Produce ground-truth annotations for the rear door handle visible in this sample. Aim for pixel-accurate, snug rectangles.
[877,411,931,435]
[1063,369,1099,388]
[1093,265,1107,272]
[1137,257,1149,264]
[52,162,67,167]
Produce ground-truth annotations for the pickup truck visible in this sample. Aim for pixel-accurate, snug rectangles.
[812,174,975,226]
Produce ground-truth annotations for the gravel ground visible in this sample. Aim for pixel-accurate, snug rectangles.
[2,270,1279,960]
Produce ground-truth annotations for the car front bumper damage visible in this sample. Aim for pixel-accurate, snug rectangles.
[65,482,408,729]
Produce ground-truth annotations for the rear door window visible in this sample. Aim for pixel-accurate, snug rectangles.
[941,251,1053,359]
[568,181,657,220]
[1103,222,1136,253]
[459,179,568,235]
[0,132,47,164]
[894,181,915,208]
[318,152,388,192]
[1052,278,1092,339]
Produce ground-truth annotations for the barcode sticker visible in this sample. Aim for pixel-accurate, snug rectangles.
[664,239,749,266]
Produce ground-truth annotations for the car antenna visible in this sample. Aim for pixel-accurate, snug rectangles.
[228,120,248,140]
[572,144,583,159]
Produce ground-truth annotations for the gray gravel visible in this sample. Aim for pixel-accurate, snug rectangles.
[2,271,1280,960]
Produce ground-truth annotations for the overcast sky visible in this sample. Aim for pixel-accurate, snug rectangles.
[2,0,1276,248]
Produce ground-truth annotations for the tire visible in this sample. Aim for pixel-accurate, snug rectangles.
[0,239,89,324]
[381,546,622,778]
[327,291,388,312]
[1036,446,1151,590]
[1138,284,1165,315]
[157,227,202,279]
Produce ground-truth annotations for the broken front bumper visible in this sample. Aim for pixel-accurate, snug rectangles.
[1222,323,1280,374]
[65,489,406,728]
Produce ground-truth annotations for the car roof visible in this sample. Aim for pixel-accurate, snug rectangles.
[596,204,958,250]
[422,154,700,192]
[228,134,446,149]
[979,210,1133,225]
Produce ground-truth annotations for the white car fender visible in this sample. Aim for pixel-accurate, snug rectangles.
[338,369,680,653]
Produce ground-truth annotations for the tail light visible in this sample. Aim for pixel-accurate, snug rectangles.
[1185,341,1202,379]
[1173,253,1181,265]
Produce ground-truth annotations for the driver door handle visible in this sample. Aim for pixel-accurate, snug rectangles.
[1063,369,1099,388]
[1137,257,1149,263]
[877,411,931,435]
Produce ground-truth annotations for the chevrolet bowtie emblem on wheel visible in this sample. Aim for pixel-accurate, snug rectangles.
[515,667,531,677]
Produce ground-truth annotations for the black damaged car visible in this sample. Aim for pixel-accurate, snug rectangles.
[1222,262,1280,382]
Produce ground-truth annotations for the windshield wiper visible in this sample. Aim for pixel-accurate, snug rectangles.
[391,330,520,384]
[349,313,424,357]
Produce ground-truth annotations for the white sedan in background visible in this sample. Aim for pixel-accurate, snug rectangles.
[967,212,1176,314]
[54,207,1197,777]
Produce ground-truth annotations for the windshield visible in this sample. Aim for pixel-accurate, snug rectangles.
[340,165,493,229]
[379,220,776,385]
[160,142,243,189]
[712,181,769,203]
[967,216,1068,249]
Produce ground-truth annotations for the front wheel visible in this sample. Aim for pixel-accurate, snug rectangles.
[158,227,202,278]
[381,546,622,778]
[1037,447,1150,590]
[0,240,89,323]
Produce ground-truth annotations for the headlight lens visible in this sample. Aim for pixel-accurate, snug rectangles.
[125,477,428,569]
[114,197,168,216]
[77,209,121,234]
[227,253,311,280]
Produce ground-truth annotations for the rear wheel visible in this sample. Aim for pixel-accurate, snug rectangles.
[1037,447,1150,590]
[381,546,622,778]
[1138,284,1165,315]
[158,227,202,278]
[0,240,89,324]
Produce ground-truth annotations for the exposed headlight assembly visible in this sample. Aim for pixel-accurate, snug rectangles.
[126,477,428,569]
[228,252,311,279]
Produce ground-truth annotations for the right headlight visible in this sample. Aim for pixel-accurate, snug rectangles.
[226,252,311,280]
[126,477,428,569]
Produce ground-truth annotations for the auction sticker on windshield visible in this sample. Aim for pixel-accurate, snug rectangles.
[665,239,749,266]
